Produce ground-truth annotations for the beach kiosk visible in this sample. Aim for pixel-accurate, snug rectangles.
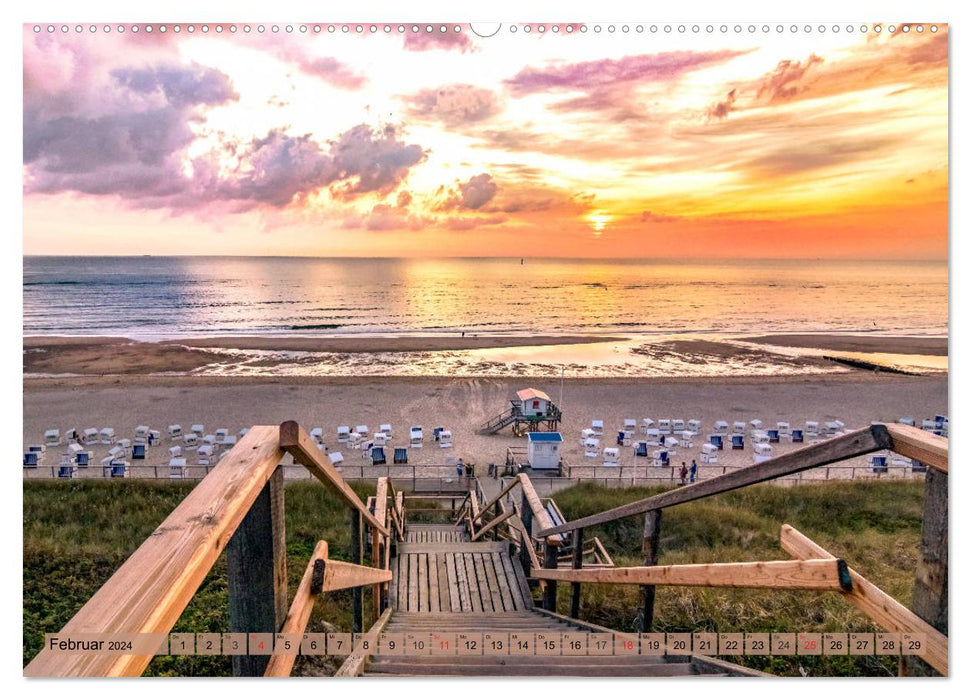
[480,387,563,436]
[526,432,562,471]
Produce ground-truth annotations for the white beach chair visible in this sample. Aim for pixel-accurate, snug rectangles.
[148,430,161,446]
[652,449,670,467]
[100,428,116,445]
[687,419,701,435]
[777,421,791,436]
[641,418,655,435]
[591,420,604,437]
[754,443,773,463]
[82,428,99,445]
[752,431,769,444]
[584,438,600,458]
[700,443,718,465]
[197,445,214,466]
[328,451,345,467]
[62,428,79,444]
[221,435,237,449]
[645,428,661,446]
[168,425,183,441]
[410,427,423,449]
[678,431,694,448]
[732,421,746,435]
[373,432,388,447]
[134,426,150,444]
[190,424,205,437]
[239,428,249,438]
[602,447,620,467]
[805,421,820,437]
[623,419,637,433]
[348,432,362,448]
[169,458,187,479]
[672,419,686,433]
[898,416,916,427]
[115,438,132,455]
[890,453,912,468]
[379,423,393,438]
[921,419,937,432]
[355,425,369,437]
[657,419,672,435]
[44,429,61,447]
[215,428,229,441]
[713,421,729,435]
[169,445,183,458]
[581,428,596,441]
[183,433,199,449]
[310,427,324,442]
[439,430,453,448]
[337,426,350,444]
[749,419,763,434]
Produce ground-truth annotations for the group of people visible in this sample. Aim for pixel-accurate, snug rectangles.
[679,459,698,486]
[455,457,475,478]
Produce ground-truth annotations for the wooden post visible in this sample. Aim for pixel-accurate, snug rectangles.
[902,468,948,676]
[350,508,363,633]
[636,510,662,632]
[542,539,559,611]
[570,527,584,618]
[520,493,533,576]
[227,467,287,677]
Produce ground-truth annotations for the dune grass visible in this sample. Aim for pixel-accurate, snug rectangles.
[550,480,926,676]
[23,479,377,676]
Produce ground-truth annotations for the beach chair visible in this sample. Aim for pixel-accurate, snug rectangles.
[23,452,38,467]
[700,443,718,465]
[898,416,916,427]
[75,452,90,468]
[657,419,672,435]
[239,428,249,438]
[790,429,804,444]
[678,431,693,448]
[100,427,116,445]
[373,432,388,447]
[221,435,237,449]
[310,427,324,442]
[707,435,723,450]
[116,438,132,454]
[439,430,453,448]
[328,452,345,467]
[752,430,769,444]
[663,437,679,455]
[754,443,773,463]
[58,464,76,478]
[641,418,655,435]
[107,446,125,461]
[44,429,61,447]
[624,419,637,433]
[687,419,702,435]
[581,428,596,441]
[672,419,686,433]
[651,450,670,468]
[591,420,604,436]
[356,425,370,438]
[168,445,182,459]
[134,426,150,444]
[869,455,889,474]
[183,433,199,449]
[731,435,744,450]
[169,458,187,479]
[380,423,393,438]
[732,421,746,435]
[337,426,350,444]
[602,448,620,467]
[348,432,362,449]
[215,428,229,441]
[109,461,128,478]
[616,431,625,447]
[148,430,161,446]
[202,434,218,447]
[197,445,214,466]
[645,428,661,446]
[82,428,99,445]
[713,420,728,435]
[393,447,408,465]
[371,446,387,465]
[776,421,790,436]
[767,429,780,443]
[190,424,205,437]
[168,425,183,441]
[911,459,928,474]
[28,444,45,455]
[634,441,649,458]
[582,438,599,458]
[432,426,444,442]
[131,444,147,460]
[890,453,911,468]
[410,427,423,449]
[63,428,79,444]
[805,421,820,438]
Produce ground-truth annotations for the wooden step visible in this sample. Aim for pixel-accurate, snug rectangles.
[363,661,697,677]
[398,542,507,554]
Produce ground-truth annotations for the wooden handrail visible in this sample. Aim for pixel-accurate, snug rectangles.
[883,423,948,473]
[531,558,851,591]
[24,426,285,677]
[279,421,388,536]
[780,524,947,675]
[471,509,515,541]
[519,474,563,545]
[264,540,329,677]
[473,475,523,526]
[333,607,394,677]
[537,425,893,537]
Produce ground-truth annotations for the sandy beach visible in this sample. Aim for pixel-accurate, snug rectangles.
[23,373,947,474]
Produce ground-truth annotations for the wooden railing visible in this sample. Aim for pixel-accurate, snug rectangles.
[24,421,395,678]
[524,423,949,676]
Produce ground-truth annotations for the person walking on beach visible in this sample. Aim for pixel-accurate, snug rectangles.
[679,462,688,486]
[456,458,465,479]
[690,459,698,483]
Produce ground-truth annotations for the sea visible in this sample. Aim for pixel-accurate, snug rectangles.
[23,257,948,377]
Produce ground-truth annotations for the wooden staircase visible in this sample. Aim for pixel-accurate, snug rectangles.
[363,523,754,677]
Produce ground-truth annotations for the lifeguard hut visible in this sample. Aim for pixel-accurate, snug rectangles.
[480,387,562,436]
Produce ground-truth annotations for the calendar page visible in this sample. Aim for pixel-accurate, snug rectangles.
[21,17,948,682]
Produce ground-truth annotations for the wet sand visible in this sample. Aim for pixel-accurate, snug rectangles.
[741,334,948,356]
[163,335,625,353]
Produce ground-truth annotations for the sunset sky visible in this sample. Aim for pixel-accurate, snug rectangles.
[23,23,948,258]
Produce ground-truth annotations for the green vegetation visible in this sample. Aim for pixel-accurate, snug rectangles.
[551,480,926,676]
[23,480,377,676]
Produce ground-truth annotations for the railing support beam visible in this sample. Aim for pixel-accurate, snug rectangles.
[637,510,662,633]
[350,507,363,634]
[227,466,287,677]
[570,527,584,618]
